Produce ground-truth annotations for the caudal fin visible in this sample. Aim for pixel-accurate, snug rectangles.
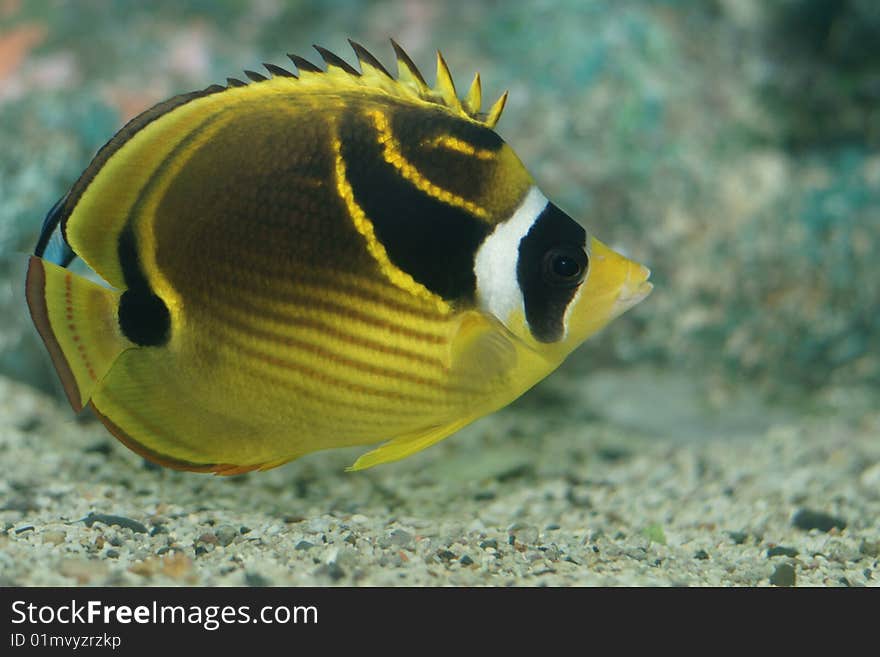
[25,256,131,411]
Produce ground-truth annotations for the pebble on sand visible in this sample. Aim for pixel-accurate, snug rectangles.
[82,513,148,534]
[767,546,799,558]
[388,528,414,547]
[769,563,796,587]
[791,509,846,533]
[214,525,237,547]
[41,530,66,545]
[507,523,539,545]
[129,551,194,581]
[727,531,749,545]
[245,572,271,587]
[317,562,345,581]
[435,549,458,562]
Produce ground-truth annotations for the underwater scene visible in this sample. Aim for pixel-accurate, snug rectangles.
[0,0,877,587]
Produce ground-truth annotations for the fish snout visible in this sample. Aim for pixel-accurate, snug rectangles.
[612,262,653,318]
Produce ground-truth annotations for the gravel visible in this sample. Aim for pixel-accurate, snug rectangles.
[214,525,238,547]
[82,512,149,534]
[1,371,878,587]
[769,563,797,587]
[767,546,799,558]
[791,509,848,533]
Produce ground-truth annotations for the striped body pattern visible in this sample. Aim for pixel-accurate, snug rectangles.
[26,41,652,473]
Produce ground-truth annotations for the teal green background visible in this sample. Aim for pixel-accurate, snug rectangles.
[1,0,877,404]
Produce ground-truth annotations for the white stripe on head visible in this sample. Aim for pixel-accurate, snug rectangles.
[474,186,548,326]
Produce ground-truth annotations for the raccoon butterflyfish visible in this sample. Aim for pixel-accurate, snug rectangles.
[25,40,652,474]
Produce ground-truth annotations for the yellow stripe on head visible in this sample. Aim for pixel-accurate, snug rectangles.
[332,136,450,311]
[366,110,490,219]
[423,134,496,160]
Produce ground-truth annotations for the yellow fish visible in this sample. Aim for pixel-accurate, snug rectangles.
[25,40,652,474]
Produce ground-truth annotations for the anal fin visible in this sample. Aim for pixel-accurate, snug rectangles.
[347,416,476,471]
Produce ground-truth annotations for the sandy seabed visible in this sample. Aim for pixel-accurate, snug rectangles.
[1,369,877,587]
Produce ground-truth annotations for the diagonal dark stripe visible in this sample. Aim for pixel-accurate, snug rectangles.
[339,109,491,303]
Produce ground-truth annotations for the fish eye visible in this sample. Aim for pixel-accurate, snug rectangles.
[542,246,588,288]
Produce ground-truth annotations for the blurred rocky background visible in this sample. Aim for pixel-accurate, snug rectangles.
[1,0,878,400]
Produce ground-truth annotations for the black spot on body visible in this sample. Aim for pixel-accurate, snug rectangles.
[339,110,492,302]
[517,204,587,342]
[118,290,170,347]
[117,225,170,346]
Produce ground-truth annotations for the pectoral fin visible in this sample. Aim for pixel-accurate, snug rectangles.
[348,312,519,471]
[447,309,518,384]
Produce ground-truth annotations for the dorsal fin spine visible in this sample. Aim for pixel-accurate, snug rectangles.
[485,90,508,128]
[263,62,295,78]
[465,73,482,115]
[313,45,360,76]
[390,37,430,94]
[287,53,321,74]
[434,51,462,112]
[348,39,393,79]
[243,69,267,82]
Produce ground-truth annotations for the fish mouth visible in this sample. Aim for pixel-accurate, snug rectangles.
[611,263,653,317]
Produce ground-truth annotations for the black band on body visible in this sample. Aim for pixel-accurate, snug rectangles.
[339,110,491,302]
[117,225,170,347]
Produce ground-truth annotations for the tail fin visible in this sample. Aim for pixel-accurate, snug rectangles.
[25,256,131,411]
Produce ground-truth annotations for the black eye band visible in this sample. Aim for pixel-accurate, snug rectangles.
[516,203,587,343]
[542,246,588,288]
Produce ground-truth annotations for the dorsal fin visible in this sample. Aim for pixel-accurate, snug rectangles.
[390,37,430,93]
[348,39,393,79]
[243,69,267,82]
[485,89,508,129]
[287,53,321,74]
[434,51,461,111]
[313,45,360,76]
[464,72,481,115]
[263,62,295,78]
[228,41,507,129]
